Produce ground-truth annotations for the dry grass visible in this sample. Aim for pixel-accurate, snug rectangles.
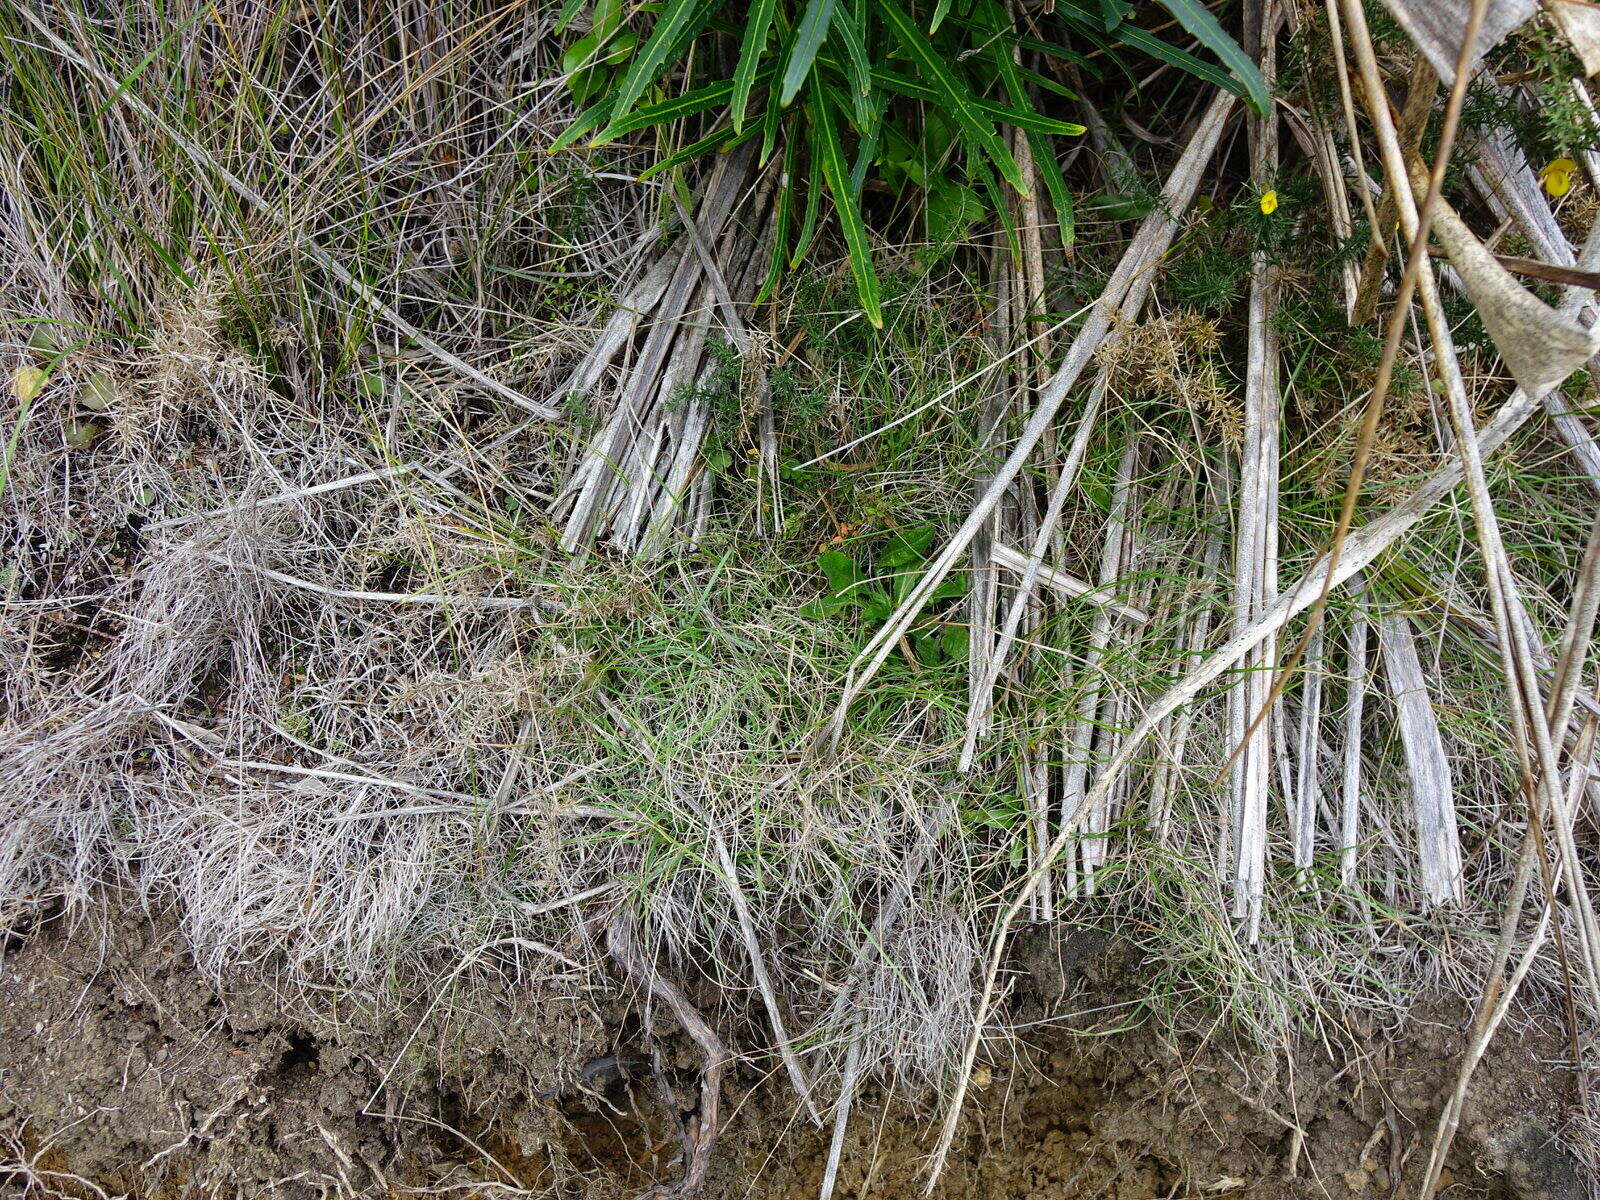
[1,4,1598,1191]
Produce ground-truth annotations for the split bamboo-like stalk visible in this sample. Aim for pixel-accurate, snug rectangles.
[1230,0,1282,939]
[1351,0,1600,1016]
[932,21,1600,1182]
[1147,524,1224,843]
[1061,440,1140,892]
[555,147,775,557]
[1371,0,1535,85]
[1339,576,1370,884]
[1291,623,1324,879]
[1376,609,1463,904]
[833,89,1239,753]
[920,86,1240,1192]
[986,543,1148,624]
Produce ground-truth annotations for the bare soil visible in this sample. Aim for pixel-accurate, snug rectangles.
[0,903,1586,1200]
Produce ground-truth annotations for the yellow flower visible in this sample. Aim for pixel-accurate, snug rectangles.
[10,365,47,403]
[1259,189,1279,215]
[1541,157,1579,198]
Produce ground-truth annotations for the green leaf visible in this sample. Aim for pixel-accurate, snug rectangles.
[789,121,826,267]
[849,94,887,197]
[637,123,745,181]
[810,76,883,328]
[731,0,778,131]
[1029,130,1076,250]
[1097,0,1131,31]
[1117,26,1239,97]
[779,0,838,107]
[601,77,741,137]
[926,179,984,247]
[977,0,1076,250]
[592,0,625,39]
[801,596,848,618]
[940,622,969,661]
[759,84,785,163]
[605,0,722,130]
[873,0,1027,194]
[562,33,602,100]
[997,28,1099,70]
[866,69,1082,138]
[981,106,1084,138]
[1148,0,1269,113]
[756,133,798,303]
[561,28,635,104]
[551,95,617,151]
[1018,62,1078,100]
[880,525,935,569]
[555,0,590,34]
[832,0,874,127]
[817,549,863,597]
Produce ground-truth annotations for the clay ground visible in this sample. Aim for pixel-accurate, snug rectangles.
[0,903,1587,1200]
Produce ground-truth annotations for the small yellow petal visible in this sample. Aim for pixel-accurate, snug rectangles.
[1260,189,1278,215]
[11,365,47,403]
[1541,157,1578,198]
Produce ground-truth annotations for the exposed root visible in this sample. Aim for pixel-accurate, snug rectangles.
[606,914,729,1200]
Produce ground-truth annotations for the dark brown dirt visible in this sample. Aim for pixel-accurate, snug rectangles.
[0,905,1589,1200]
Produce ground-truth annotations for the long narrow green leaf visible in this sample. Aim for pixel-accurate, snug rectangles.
[873,0,1026,194]
[810,76,882,327]
[779,0,838,107]
[1007,24,1131,82]
[850,93,887,196]
[1098,0,1131,32]
[605,0,722,128]
[977,0,1076,250]
[602,77,740,138]
[759,86,785,164]
[1117,25,1244,98]
[790,121,826,267]
[1028,130,1075,250]
[1013,62,1079,100]
[973,103,1081,136]
[1149,0,1269,113]
[832,0,874,127]
[868,67,1084,136]
[757,133,800,303]
[550,94,616,151]
[638,124,749,180]
[592,0,625,39]
[731,0,778,131]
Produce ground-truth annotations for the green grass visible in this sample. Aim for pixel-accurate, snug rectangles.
[2,1,1599,1175]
